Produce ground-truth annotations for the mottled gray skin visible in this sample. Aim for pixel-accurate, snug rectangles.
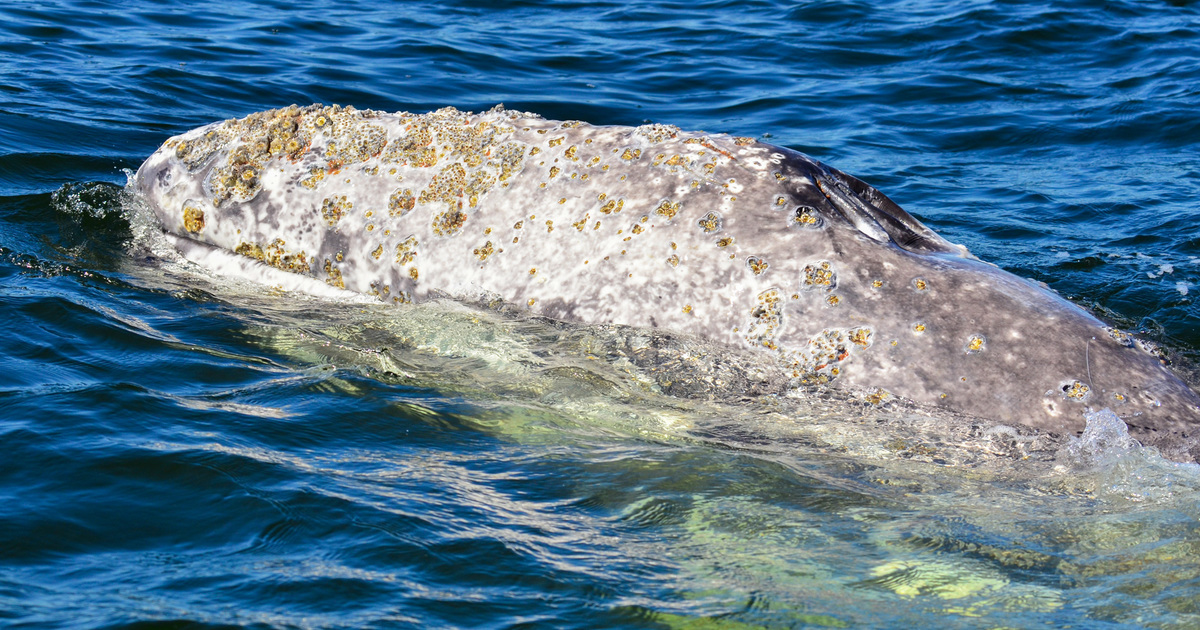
[136,104,1200,461]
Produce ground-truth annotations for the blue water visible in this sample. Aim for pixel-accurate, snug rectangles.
[3,0,1200,627]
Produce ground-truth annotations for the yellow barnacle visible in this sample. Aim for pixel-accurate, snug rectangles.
[473,240,494,261]
[697,211,722,234]
[654,200,681,220]
[182,203,205,233]
[793,206,820,226]
[388,189,416,217]
[599,199,624,214]
[394,235,418,265]
[802,262,836,289]
[1063,381,1090,400]
[849,328,872,348]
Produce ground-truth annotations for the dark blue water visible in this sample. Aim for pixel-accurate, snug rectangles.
[3,1,1200,627]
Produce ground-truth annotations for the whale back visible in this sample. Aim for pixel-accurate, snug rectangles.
[135,104,1200,461]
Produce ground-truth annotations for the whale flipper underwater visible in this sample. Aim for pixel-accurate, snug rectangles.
[135,104,1200,461]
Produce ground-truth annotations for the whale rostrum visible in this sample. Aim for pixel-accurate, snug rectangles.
[135,104,1200,461]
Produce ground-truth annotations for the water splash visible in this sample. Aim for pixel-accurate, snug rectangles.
[1056,408,1200,505]
[1062,408,1140,465]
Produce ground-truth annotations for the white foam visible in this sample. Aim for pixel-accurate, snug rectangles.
[1056,408,1200,504]
[1063,408,1139,464]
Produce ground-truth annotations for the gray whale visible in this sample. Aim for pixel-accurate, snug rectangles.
[135,104,1200,461]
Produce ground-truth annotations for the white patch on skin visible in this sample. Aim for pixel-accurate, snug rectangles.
[165,234,366,300]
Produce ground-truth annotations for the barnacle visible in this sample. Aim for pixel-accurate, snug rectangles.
[802,261,836,291]
[697,211,722,234]
[792,205,822,228]
[182,201,205,233]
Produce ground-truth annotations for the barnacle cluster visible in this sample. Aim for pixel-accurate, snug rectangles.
[697,211,722,234]
[783,327,875,382]
[233,238,309,274]
[394,235,418,266]
[1062,380,1090,401]
[747,256,769,276]
[792,205,822,228]
[743,288,785,350]
[320,195,350,227]
[802,261,836,291]
[196,106,319,206]
[636,123,680,143]
[182,201,205,233]
[654,199,681,221]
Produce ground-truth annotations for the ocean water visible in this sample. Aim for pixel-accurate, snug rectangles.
[2,0,1200,627]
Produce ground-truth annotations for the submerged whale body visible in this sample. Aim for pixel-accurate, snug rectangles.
[136,104,1200,461]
